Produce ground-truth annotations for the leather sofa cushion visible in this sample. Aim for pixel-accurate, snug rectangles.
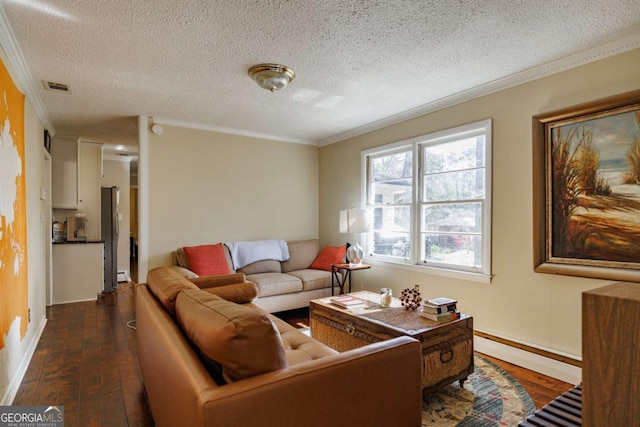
[175,289,287,383]
[188,273,248,289]
[146,267,199,316]
[281,239,319,273]
[238,259,281,275]
[200,282,259,303]
[267,315,338,366]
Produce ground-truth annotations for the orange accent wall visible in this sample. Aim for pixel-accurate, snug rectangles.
[0,57,28,349]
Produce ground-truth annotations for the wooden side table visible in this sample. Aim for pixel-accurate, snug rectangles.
[331,263,371,295]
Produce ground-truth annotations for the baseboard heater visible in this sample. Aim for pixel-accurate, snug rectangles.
[117,271,129,282]
[474,330,582,367]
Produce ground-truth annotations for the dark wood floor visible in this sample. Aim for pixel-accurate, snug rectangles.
[481,354,574,409]
[14,283,572,426]
[13,283,153,427]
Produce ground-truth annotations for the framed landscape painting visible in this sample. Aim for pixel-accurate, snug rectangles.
[533,90,640,282]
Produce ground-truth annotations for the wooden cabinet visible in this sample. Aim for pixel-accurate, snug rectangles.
[582,282,640,427]
[77,141,103,239]
[51,139,103,228]
[51,138,78,208]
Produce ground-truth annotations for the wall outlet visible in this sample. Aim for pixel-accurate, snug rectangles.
[414,284,421,293]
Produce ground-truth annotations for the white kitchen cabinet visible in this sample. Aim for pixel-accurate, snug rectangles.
[77,141,103,240]
[51,138,78,208]
[52,242,104,304]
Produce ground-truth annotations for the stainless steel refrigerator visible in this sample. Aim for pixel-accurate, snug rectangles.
[101,186,119,292]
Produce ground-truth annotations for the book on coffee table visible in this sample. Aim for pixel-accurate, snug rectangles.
[422,303,457,314]
[427,297,457,306]
[420,310,460,322]
[330,295,365,308]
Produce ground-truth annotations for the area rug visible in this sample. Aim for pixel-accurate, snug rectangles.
[294,327,535,426]
[422,354,536,426]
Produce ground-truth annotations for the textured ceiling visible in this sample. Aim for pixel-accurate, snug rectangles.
[1,0,640,148]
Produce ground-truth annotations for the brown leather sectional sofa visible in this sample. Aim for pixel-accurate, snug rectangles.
[136,267,423,427]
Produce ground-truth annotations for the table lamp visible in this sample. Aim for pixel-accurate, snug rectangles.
[339,208,371,267]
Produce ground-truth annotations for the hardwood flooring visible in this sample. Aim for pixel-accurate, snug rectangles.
[14,283,572,426]
[481,354,573,409]
[13,283,152,427]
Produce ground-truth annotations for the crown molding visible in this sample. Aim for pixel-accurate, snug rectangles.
[151,117,315,146]
[0,4,55,134]
[103,153,135,162]
[317,32,640,147]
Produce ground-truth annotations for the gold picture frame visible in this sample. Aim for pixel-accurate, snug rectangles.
[533,89,640,282]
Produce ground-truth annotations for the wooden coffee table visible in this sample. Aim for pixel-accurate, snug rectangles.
[310,291,474,394]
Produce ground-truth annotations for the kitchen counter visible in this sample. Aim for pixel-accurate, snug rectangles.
[53,239,104,244]
[52,242,104,304]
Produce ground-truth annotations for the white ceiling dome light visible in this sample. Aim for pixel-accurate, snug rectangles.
[248,63,296,92]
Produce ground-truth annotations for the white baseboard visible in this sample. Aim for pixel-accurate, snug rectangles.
[117,270,129,282]
[1,316,47,405]
[54,296,99,304]
[474,335,582,385]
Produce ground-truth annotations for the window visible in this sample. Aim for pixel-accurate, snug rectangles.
[363,119,492,278]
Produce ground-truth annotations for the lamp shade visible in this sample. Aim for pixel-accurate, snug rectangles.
[339,209,371,234]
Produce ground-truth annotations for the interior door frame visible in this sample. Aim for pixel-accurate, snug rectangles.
[43,148,53,306]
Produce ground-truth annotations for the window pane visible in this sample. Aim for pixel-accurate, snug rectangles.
[371,151,412,182]
[371,179,412,204]
[423,136,485,174]
[421,233,482,267]
[422,202,482,233]
[364,119,491,274]
[371,231,411,258]
[423,169,484,202]
[370,206,411,258]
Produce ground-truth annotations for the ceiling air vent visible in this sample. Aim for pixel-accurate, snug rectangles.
[43,80,71,93]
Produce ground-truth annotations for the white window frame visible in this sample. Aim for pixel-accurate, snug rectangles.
[361,119,492,283]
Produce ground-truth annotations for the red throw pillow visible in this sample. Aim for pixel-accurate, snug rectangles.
[310,245,346,271]
[183,244,230,276]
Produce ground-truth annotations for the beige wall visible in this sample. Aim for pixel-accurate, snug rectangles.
[319,48,640,358]
[147,125,319,270]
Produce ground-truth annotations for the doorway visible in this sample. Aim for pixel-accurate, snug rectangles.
[43,148,52,306]
[129,158,138,283]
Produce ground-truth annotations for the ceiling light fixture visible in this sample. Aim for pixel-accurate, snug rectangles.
[248,63,296,92]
